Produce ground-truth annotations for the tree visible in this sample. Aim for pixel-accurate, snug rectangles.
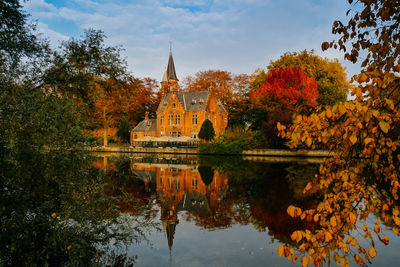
[44,29,135,146]
[267,50,351,106]
[198,119,216,141]
[116,118,131,143]
[182,70,250,122]
[44,29,129,101]
[277,1,400,266]
[250,67,319,112]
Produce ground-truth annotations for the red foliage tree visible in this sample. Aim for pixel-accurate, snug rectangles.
[250,67,318,112]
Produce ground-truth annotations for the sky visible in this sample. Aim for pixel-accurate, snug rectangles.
[24,0,361,82]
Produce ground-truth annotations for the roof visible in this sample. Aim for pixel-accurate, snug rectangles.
[132,119,157,132]
[158,91,210,113]
[217,100,227,114]
[167,51,178,81]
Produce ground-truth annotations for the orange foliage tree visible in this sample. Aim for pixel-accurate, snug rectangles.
[182,70,250,126]
[276,1,400,266]
[88,77,160,145]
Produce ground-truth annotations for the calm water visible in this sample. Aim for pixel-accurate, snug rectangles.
[96,154,400,266]
[2,153,400,266]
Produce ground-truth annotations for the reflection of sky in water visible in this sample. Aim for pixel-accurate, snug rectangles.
[131,210,292,267]
[128,211,400,267]
[115,157,400,266]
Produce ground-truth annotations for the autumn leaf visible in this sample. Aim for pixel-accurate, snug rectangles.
[382,236,389,245]
[349,134,357,145]
[278,246,284,258]
[349,212,357,224]
[368,247,377,258]
[378,120,390,133]
[301,256,309,267]
[51,213,56,218]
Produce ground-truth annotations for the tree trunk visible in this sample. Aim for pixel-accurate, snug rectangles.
[103,106,108,147]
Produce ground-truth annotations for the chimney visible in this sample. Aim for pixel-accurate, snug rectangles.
[145,111,149,120]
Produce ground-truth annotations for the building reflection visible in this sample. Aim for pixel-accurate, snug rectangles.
[130,157,228,251]
[96,155,319,252]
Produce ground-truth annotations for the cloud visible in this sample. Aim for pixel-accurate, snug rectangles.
[23,0,360,80]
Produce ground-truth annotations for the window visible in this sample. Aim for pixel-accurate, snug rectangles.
[214,115,217,126]
[134,134,137,139]
[176,179,180,189]
[172,103,176,109]
[168,114,173,125]
[192,114,197,125]
[160,115,164,125]
[161,131,165,136]
[175,114,180,125]
[192,178,198,190]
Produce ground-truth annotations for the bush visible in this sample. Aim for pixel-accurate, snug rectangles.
[116,118,131,143]
[198,119,215,141]
[199,140,246,155]
[85,135,99,146]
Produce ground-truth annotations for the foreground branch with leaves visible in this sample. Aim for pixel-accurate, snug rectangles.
[276,0,400,266]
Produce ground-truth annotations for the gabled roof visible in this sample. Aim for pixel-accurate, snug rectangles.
[217,100,227,114]
[132,119,157,132]
[158,91,210,113]
[167,51,178,81]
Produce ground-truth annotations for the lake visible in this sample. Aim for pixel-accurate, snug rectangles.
[2,152,400,266]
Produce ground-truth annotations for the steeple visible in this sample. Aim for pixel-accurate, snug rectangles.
[166,48,178,81]
[162,69,168,83]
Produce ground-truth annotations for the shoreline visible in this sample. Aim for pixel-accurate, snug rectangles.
[88,146,333,157]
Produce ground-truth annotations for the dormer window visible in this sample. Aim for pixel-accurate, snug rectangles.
[172,103,176,109]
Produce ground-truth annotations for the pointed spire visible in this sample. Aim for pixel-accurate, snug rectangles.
[167,47,178,81]
[166,221,176,252]
[162,69,168,83]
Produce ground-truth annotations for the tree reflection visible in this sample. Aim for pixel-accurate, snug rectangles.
[126,154,321,253]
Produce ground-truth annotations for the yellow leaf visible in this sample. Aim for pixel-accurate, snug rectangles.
[385,98,394,110]
[349,134,357,145]
[303,182,312,193]
[356,87,362,98]
[292,254,299,263]
[67,245,72,251]
[372,109,379,118]
[349,212,357,224]
[379,120,390,133]
[325,231,333,242]
[393,217,400,226]
[330,216,337,228]
[368,247,377,258]
[326,108,332,118]
[301,256,309,267]
[306,137,312,147]
[374,224,380,234]
[359,73,368,83]
[363,224,368,231]
[51,213,56,218]
[364,137,374,145]
[278,245,284,258]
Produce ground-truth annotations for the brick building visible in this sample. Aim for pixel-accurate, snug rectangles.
[131,51,228,142]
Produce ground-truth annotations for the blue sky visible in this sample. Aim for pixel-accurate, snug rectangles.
[24,0,360,81]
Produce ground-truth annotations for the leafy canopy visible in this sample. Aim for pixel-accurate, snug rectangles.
[250,67,319,112]
[277,1,400,266]
[267,50,351,106]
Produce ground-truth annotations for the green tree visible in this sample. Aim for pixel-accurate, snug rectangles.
[267,50,351,106]
[198,119,216,141]
[116,118,131,143]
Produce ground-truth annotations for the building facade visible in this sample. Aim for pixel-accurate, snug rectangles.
[131,51,228,142]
